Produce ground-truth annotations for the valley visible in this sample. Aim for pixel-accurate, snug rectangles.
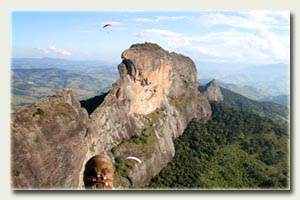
[11,58,118,112]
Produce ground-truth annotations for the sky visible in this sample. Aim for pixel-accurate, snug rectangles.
[12,11,290,65]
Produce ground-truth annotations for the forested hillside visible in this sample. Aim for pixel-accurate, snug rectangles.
[147,102,289,189]
[220,87,289,128]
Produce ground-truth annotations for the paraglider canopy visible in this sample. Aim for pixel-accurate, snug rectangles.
[126,156,142,164]
[103,23,112,28]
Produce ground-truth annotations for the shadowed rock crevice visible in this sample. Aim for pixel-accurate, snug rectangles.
[80,91,109,115]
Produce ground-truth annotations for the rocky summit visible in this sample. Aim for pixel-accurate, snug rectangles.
[11,43,211,189]
[199,79,224,102]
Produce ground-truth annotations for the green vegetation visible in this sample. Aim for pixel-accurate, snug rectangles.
[12,67,117,112]
[112,108,167,187]
[114,157,130,177]
[113,157,138,187]
[147,102,289,189]
[112,132,156,188]
[89,142,96,153]
[112,108,165,158]
[146,108,165,123]
[130,42,163,51]
[33,108,45,117]
[31,107,50,123]
[112,131,156,159]
[220,87,289,128]
[168,96,193,110]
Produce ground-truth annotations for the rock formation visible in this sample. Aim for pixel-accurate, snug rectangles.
[12,90,89,189]
[11,43,211,189]
[199,79,224,102]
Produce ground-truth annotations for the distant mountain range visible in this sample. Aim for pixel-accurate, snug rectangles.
[12,58,290,116]
[259,95,289,108]
[12,68,117,112]
[220,86,289,128]
[198,62,289,102]
[12,57,119,74]
[200,78,289,108]
[199,80,289,128]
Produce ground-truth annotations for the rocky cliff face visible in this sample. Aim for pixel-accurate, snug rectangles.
[12,90,89,189]
[11,43,211,189]
[199,79,224,102]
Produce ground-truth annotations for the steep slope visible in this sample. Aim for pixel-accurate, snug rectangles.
[148,102,289,189]
[198,63,289,98]
[220,87,289,127]
[86,43,211,187]
[12,90,89,189]
[199,79,224,102]
[11,43,211,189]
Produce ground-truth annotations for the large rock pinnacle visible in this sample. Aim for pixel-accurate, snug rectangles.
[11,43,211,189]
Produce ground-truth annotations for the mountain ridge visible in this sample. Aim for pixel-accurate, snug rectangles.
[199,79,289,128]
[12,42,211,189]
[11,44,289,190]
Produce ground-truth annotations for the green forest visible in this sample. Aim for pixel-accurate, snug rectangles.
[220,87,288,128]
[147,102,289,189]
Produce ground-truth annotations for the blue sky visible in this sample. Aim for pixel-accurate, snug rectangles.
[12,11,290,65]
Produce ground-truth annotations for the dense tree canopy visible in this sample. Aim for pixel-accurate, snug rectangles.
[147,102,289,189]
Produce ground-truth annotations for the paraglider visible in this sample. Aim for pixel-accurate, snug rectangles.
[103,23,112,28]
[126,156,142,164]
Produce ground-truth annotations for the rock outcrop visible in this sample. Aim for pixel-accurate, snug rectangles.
[199,79,224,102]
[12,90,89,189]
[11,43,211,189]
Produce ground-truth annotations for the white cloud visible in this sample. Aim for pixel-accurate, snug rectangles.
[138,29,220,62]
[156,15,187,21]
[138,26,289,64]
[129,15,187,23]
[195,11,289,31]
[196,46,219,57]
[195,29,289,63]
[140,29,183,37]
[131,18,155,23]
[42,45,72,56]
[136,11,289,64]
[246,10,289,28]
[196,13,265,30]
